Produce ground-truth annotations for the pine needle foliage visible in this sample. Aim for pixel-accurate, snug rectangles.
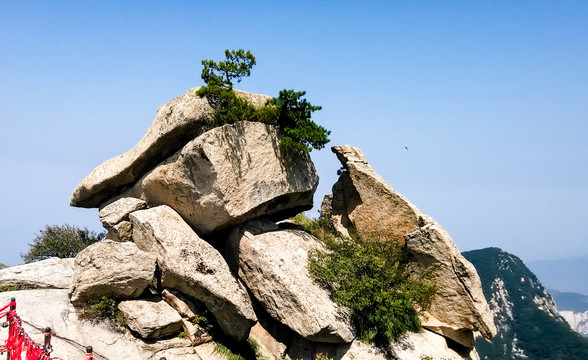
[196,49,330,152]
[304,220,435,347]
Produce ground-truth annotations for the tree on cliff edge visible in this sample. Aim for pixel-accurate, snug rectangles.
[196,49,330,152]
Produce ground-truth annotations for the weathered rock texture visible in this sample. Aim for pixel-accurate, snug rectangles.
[99,198,147,242]
[328,145,421,244]
[129,205,257,340]
[0,258,74,290]
[71,88,270,208]
[405,223,497,347]
[227,219,355,343]
[322,145,496,347]
[69,240,156,304]
[118,296,183,339]
[122,121,318,234]
[0,289,212,360]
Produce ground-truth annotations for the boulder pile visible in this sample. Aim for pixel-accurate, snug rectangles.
[0,88,495,360]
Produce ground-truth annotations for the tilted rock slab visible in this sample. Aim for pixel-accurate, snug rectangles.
[405,223,497,347]
[227,219,355,343]
[129,205,257,341]
[69,240,156,304]
[324,145,496,347]
[122,121,318,235]
[118,296,183,340]
[71,88,270,208]
[328,145,421,244]
[0,257,74,290]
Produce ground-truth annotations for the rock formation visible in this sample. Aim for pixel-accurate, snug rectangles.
[1,88,497,360]
[322,145,496,348]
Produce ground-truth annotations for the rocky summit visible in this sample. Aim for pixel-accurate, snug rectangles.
[2,88,497,360]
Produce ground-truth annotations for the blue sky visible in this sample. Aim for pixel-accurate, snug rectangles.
[1,1,587,266]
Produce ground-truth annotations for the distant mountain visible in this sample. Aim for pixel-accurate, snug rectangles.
[463,247,588,360]
[527,256,588,296]
[551,290,588,338]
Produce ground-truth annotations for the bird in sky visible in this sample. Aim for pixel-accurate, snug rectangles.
[404,146,408,151]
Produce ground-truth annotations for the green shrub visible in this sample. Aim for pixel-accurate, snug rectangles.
[22,224,104,263]
[214,343,246,360]
[308,232,435,348]
[177,331,186,339]
[196,49,330,153]
[79,296,127,327]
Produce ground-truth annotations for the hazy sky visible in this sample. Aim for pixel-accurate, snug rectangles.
[1,1,587,266]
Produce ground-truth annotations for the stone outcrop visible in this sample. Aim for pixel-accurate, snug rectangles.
[69,240,156,304]
[0,289,214,360]
[129,205,257,340]
[327,145,422,244]
[99,197,147,242]
[71,88,270,208]
[227,219,355,343]
[0,257,74,290]
[122,121,318,234]
[118,296,183,339]
[405,223,497,347]
[322,145,496,347]
[23,88,498,359]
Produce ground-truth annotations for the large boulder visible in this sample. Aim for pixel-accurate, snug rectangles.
[70,88,270,208]
[405,223,497,347]
[69,240,156,304]
[122,121,318,235]
[129,205,257,341]
[118,296,183,340]
[326,145,421,244]
[322,145,496,347]
[0,258,74,290]
[227,219,355,343]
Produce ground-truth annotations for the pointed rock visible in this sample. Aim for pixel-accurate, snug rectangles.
[327,145,422,244]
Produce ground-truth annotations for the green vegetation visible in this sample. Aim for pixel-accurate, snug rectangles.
[214,343,246,360]
[293,214,435,349]
[0,284,23,293]
[463,248,588,360]
[78,296,127,327]
[177,331,186,339]
[22,224,104,263]
[196,49,330,153]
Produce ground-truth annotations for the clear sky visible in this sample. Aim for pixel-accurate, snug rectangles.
[1,1,587,266]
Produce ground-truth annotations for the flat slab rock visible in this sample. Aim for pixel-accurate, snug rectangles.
[130,205,257,341]
[123,121,319,235]
[118,296,183,340]
[227,219,354,343]
[71,88,270,208]
[69,240,156,304]
[0,257,74,290]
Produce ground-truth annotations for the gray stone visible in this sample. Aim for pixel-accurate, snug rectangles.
[123,121,318,235]
[327,145,422,244]
[69,240,156,304]
[0,257,74,290]
[405,222,497,347]
[0,289,198,360]
[71,88,270,208]
[227,219,354,343]
[99,197,147,227]
[118,296,183,340]
[130,205,257,340]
